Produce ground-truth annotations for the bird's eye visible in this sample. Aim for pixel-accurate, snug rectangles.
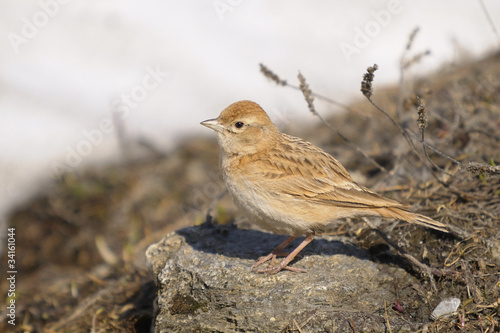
[235,121,244,129]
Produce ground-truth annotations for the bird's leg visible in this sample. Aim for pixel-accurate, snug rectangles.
[254,234,315,275]
[251,236,297,270]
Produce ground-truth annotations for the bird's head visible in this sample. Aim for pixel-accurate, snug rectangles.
[201,100,280,155]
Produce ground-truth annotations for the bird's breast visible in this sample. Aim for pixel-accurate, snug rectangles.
[220,154,321,235]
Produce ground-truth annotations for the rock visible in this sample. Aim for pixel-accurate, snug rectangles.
[146,223,424,332]
[430,297,461,320]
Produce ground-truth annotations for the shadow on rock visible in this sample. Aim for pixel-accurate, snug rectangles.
[175,222,370,263]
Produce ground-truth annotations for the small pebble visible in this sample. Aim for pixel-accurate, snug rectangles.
[430,297,461,320]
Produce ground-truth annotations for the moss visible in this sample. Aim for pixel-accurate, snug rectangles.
[170,293,204,315]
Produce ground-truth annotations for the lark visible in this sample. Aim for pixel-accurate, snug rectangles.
[201,100,448,274]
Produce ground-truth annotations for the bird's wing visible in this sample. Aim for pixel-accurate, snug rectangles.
[242,134,407,209]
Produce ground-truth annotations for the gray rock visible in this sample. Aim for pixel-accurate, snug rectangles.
[146,223,424,332]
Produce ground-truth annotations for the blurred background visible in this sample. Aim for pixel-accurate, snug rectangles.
[1,0,499,228]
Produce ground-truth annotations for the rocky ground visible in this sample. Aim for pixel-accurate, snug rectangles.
[1,51,499,332]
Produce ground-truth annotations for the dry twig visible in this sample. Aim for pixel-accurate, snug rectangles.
[478,0,500,49]
[260,63,355,112]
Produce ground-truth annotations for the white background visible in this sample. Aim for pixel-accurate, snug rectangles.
[1,0,499,225]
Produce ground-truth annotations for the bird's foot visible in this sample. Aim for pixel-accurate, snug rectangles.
[251,252,305,274]
[253,260,307,274]
[251,251,291,269]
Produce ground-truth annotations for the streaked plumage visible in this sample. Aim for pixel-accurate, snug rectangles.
[201,100,448,274]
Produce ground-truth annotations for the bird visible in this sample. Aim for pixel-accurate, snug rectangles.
[201,100,448,274]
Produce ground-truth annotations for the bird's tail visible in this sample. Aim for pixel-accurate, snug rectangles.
[374,207,448,233]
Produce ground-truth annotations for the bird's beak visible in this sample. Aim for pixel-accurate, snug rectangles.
[200,118,225,133]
